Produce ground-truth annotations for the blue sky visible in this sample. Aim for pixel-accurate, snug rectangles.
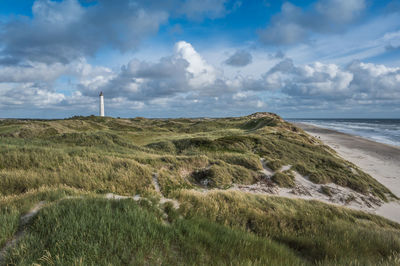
[0,0,399,118]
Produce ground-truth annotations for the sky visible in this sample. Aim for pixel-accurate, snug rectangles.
[0,0,399,118]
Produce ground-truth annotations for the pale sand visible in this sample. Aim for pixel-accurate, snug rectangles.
[231,162,383,214]
[296,123,400,223]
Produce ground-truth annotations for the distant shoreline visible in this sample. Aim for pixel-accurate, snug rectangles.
[289,118,400,147]
[296,122,400,223]
[295,122,400,150]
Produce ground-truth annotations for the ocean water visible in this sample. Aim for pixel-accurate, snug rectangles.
[287,119,400,147]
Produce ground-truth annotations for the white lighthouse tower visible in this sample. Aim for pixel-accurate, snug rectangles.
[99,91,105,117]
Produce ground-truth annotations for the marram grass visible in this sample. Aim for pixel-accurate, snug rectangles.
[3,198,304,265]
[0,113,399,264]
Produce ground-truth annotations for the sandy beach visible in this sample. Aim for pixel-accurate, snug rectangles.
[296,123,400,223]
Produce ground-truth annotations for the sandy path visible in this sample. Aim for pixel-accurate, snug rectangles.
[1,177,180,262]
[106,173,180,209]
[296,123,400,223]
[0,201,46,263]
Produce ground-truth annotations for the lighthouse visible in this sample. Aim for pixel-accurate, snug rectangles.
[99,92,105,117]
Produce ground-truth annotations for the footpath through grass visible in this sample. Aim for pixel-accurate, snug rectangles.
[3,197,304,265]
[2,191,400,265]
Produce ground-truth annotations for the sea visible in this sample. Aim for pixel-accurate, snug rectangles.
[287,119,400,147]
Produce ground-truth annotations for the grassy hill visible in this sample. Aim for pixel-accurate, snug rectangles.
[1,113,400,265]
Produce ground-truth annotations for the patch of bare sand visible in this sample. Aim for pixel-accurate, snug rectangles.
[230,164,382,213]
[105,173,180,209]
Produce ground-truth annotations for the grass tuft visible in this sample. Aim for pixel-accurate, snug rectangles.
[272,171,295,188]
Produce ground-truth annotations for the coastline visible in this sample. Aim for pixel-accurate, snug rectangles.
[296,123,400,223]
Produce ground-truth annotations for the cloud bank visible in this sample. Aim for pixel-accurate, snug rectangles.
[259,0,366,45]
[0,0,399,118]
[0,0,231,65]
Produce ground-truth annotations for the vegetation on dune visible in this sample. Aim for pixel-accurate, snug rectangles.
[321,185,333,197]
[1,113,399,264]
[2,189,399,265]
[0,187,85,248]
[191,160,261,188]
[175,190,400,265]
[0,146,153,196]
[2,198,304,265]
[271,171,295,188]
[0,113,393,199]
[265,158,283,171]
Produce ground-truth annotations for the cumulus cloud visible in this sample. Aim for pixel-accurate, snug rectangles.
[315,0,365,23]
[0,57,113,85]
[1,37,398,117]
[0,0,234,65]
[224,50,253,67]
[347,61,400,101]
[75,42,399,115]
[72,41,268,114]
[0,83,65,108]
[0,0,168,65]
[0,62,69,83]
[83,41,220,101]
[259,0,367,45]
[175,41,218,87]
[262,58,400,106]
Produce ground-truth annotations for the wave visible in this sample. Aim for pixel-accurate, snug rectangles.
[289,119,400,147]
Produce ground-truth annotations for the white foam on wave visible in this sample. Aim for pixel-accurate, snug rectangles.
[291,119,400,147]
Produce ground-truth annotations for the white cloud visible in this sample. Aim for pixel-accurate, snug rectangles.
[259,0,367,45]
[93,41,221,101]
[283,12,400,65]
[0,62,68,83]
[0,39,398,117]
[347,61,400,100]
[75,42,400,116]
[316,0,365,23]
[0,0,236,65]
[32,0,84,25]
[0,83,65,108]
[263,59,400,106]
[174,41,218,88]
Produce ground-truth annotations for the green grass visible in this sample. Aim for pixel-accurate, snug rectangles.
[0,146,153,196]
[191,161,261,188]
[0,113,393,200]
[2,197,304,265]
[0,186,85,248]
[1,113,399,264]
[272,171,295,188]
[265,158,283,171]
[175,190,400,265]
[1,189,399,265]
